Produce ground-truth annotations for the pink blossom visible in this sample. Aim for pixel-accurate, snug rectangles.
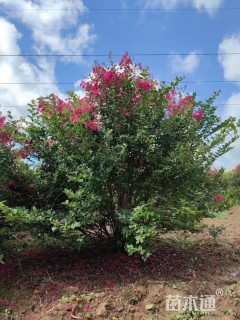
[235,164,240,173]
[137,80,151,92]
[82,105,92,113]
[134,94,142,104]
[0,181,15,190]
[70,116,80,123]
[192,108,203,122]
[208,168,218,175]
[0,113,6,129]
[92,88,101,97]
[24,139,32,146]
[47,139,57,146]
[38,104,44,112]
[27,184,35,192]
[215,193,223,202]
[81,82,101,96]
[0,132,13,145]
[66,303,72,311]
[56,105,64,112]
[75,107,82,116]
[84,305,93,312]
[119,52,133,69]
[116,81,123,88]
[102,69,117,86]
[20,149,29,159]
[80,80,87,90]
[85,120,100,131]
[166,91,184,115]
[122,110,130,117]
[181,95,193,107]
[149,102,156,107]
[92,65,105,75]
[166,90,177,102]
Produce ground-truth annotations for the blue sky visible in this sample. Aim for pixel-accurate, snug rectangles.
[0,0,239,169]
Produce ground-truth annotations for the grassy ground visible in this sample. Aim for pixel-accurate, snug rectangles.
[0,207,240,320]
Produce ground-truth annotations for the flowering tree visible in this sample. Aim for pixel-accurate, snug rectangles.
[0,53,239,257]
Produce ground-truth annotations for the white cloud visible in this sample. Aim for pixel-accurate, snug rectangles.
[139,0,186,9]
[120,0,131,9]
[216,34,240,169]
[217,92,240,170]
[0,0,96,61]
[0,1,96,118]
[138,0,224,14]
[218,34,240,82]
[222,93,240,120]
[192,0,223,11]
[0,18,62,118]
[74,80,85,97]
[217,138,240,171]
[170,52,200,74]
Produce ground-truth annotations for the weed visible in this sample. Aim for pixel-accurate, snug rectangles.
[207,225,225,241]
[171,309,212,320]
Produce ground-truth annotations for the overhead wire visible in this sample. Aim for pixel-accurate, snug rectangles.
[1,103,240,109]
[0,80,239,85]
[0,53,240,57]
[1,7,240,12]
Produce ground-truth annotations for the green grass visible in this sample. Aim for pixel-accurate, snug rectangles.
[213,211,228,220]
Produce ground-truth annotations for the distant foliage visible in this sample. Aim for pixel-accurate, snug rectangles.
[221,166,240,206]
[0,53,239,258]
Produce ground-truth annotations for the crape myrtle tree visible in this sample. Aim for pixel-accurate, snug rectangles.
[0,53,239,258]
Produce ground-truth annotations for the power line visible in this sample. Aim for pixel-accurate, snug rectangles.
[1,7,240,12]
[1,104,240,109]
[0,53,240,57]
[0,80,239,85]
[182,80,240,83]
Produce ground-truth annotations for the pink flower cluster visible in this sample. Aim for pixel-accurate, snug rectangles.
[235,164,240,173]
[79,52,159,120]
[70,116,101,131]
[215,193,223,202]
[0,132,13,145]
[119,51,133,70]
[80,81,101,97]
[0,181,15,190]
[85,120,100,131]
[70,116,79,123]
[166,91,203,121]
[102,69,119,87]
[166,91,194,116]
[36,53,205,131]
[0,112,6,129]
[137,79,152,92]
[0,112,13,146]
[20,149,29,159]
[70,98,96,125]
[84,305,93,312]
[37,95,74,117]
[208,168,218,175]
[37,94,101,132]
[192,108,203,122]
